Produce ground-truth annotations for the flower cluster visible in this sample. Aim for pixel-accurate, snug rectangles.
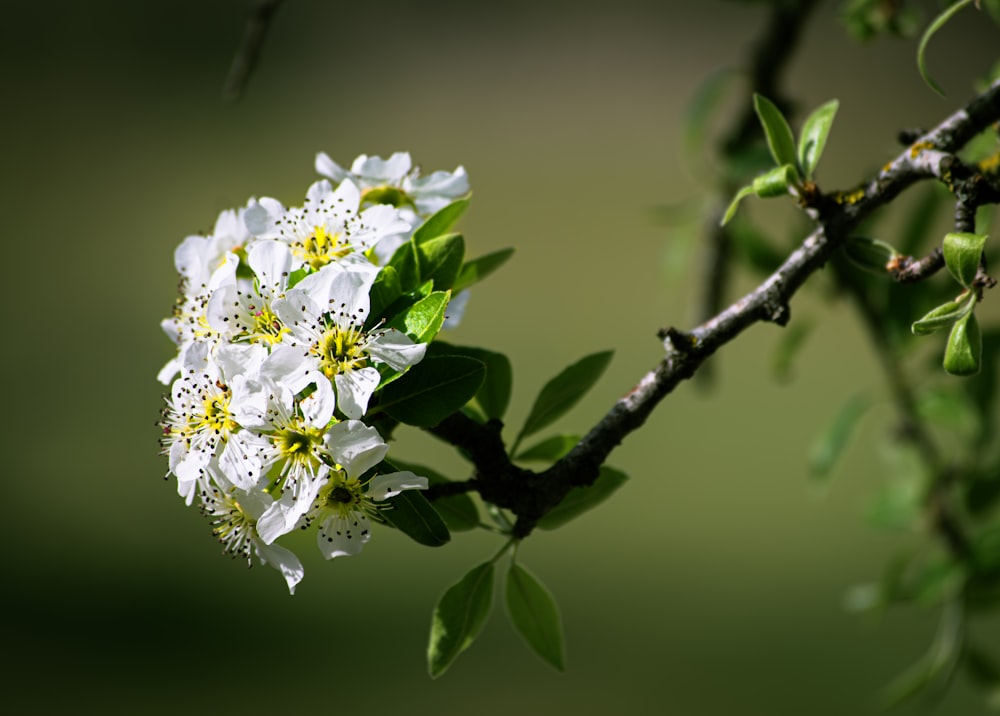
[158,152,469,593]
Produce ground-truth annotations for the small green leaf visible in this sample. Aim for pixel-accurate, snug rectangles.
[942,231,987,288]
[506,563,566,671]
[515,434,581,462]
[753,93,798,169]
[369,266,402,321]
[388,459,479,531]
[916,0,974,97]
[386,290,451,344]
[378,355,486,427]
[842,235,898,275]
[911,293,976,335]
[720,184,756,226]
[797,99,839,179]
[512,351,613,454]
[380,490,451,547]
[387,238,420,291]
[416,233,465,291]
[809,393,870,481]
[944,312,982,377]
[752,163,797,197]
[537,466,629,530]
[428,561,495,678]
[414,198,470,244]
[457,347,512,421]
[452,247,516,292]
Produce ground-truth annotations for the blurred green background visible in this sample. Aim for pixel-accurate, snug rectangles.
[4,0,1000,713]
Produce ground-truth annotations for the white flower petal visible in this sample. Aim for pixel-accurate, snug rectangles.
[367,471,428,501]
[325,420,388,477]
[315,152,349,182]
[317,512,372,559]
[245,197,286,238]
[247,240,292,294]
[366,330,426,371]
[254,539,304,595]
[334,367,380,419]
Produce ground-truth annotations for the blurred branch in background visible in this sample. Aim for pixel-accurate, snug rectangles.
[222,0,286,101]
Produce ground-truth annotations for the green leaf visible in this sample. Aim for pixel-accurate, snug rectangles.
[386,290,450,344]
[842,235,898,275]
[944,312,982,377]
[452,247,516,292]
[720,184,756,226]
[809,393,870,481]
[911,293,976,335]
[387,238,420,291]
[753,93,799,169]
[428,561,495,678]
[416,233,465,291]
[505,563,566,671]
[512,350,613,454]
[942,231,987,288]
[879,600,965,708]
[752,163,797,197]
[962,642,1000,689]
[537,466,629,530]
[389,459,480,532]
[515,434,581,462]
[797,99,839,179]
[380,490,451,547]
[378,356,486,427]
[414,198,470,244]
[916,0,975,97]
[454,346,513,421]
[368,266,403,322]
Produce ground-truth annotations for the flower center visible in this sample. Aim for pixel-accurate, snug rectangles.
[197,388,238,435]
[316,325,368,379]
[296,225,351,270]
[318,473,370,520]
[250,304,287,345]
[274,425,324,476]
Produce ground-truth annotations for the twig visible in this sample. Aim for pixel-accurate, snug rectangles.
[222,0,286,102]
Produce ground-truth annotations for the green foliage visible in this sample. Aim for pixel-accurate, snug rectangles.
[515,434,581,462]
[377,355,486,426]
[809,393,870,481]
[842,235,898,275]
[753,93,798,171]
[505,563,566,670]
[413,198,470,244]
[380,489,451,547]
[797,99,839,180]
[386,290,451,344]
[386,459,480,532]
[428,561,495,678]
[415,233,465,291]
[430,343,513,421]
[942,232,987,289]
[537,466,629,530]
[511,351,614,455]
[944,312,982,376]
[911,294,976,336]
[453,247,516,292]
[916,0,975,96]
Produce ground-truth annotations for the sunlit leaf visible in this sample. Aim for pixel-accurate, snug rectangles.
[378,356,485,426]
[797,99,839,179]
[943,312,982,377]
[753,93,798,169]
[380,490,451,547]
[942,231,987,288]
[428,561,495,678]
